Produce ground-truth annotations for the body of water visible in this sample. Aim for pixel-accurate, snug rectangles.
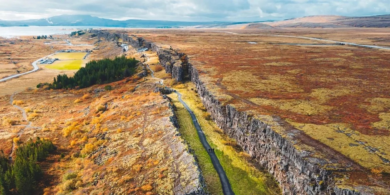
[0,26,93,38]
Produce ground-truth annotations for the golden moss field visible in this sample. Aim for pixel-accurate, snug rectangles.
[45,52,87,70]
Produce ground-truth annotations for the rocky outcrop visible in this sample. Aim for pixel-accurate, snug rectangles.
[167,102,207,195]
[154,48,187,82]
[89,30,187,82]
[189,65,329,194]
[89,30,143,48]
[148,43,367,195]
[136,62,148,78]
[90,30,366,194]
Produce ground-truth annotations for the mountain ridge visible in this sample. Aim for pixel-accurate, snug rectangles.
[261,14,390,28]
[0,14,241,28]
[2,14,390,28]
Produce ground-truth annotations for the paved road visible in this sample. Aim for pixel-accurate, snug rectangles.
[0,53,55,83]
[145,56,234,194]
[175,92,234,195]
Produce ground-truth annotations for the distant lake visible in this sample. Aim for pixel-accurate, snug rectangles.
[0,26,95,38]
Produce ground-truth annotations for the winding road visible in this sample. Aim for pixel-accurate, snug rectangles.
[144,58,234,195]
[0,53,56,83]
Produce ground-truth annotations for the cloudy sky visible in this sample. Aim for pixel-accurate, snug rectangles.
[0,0,389,21]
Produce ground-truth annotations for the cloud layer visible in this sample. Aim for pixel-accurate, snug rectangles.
[0,0,389,21]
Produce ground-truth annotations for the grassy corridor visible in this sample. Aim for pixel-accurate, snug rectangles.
[170,95,224,195]
[168,84,280,195]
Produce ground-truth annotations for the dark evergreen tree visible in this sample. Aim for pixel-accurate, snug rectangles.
[50,56,138,89]
[0,139,56,194]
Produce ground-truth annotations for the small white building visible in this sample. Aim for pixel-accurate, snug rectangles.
[121,44,129,52]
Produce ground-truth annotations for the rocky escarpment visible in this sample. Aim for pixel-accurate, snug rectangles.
[155,49,188,82]
[89,29,144,48]
[167,101,207,195]
[147,45,369,195]
[86,30,206,194]
[89,30,188,82]
[90,30,368,194]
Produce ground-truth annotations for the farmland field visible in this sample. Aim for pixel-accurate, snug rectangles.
[45,52,87,70]
[46,59,83,70]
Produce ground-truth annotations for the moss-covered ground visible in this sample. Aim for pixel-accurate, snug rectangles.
[169,83,280,195]
[46,53,87,70]
[46,59,83,70]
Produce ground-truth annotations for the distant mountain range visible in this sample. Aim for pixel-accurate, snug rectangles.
[0,15,248,28]
[1,14,390,29]
[255,14,390,29]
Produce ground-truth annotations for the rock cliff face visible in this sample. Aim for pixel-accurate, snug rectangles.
[88,30,206,194]
[147,44,365,195]
[92,30,364,195]
[188,65,331,195]
[89,30,186,82]
[155,49,187,82]
[89,30,143,48]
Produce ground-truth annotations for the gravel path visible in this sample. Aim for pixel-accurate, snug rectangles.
[8,92,31,160]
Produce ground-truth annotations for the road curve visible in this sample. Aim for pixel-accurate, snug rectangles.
[175,91,234,195]
[0,53,55,83]
[144,59,234,194]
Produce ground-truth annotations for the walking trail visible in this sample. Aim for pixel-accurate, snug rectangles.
[144,55,234,195]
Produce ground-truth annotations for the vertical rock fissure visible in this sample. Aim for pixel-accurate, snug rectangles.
[89,30,362,195]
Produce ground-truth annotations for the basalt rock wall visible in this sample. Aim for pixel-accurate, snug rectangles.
[89,30,186,82]
[89,30,144,48]
[154,48,187,82]
[150,43,363,195]
[89,30,361,194]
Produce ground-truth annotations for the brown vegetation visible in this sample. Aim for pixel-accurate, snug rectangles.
[132,28,390,191]
[0,71,202,194]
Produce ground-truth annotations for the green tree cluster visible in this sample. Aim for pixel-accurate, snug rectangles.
[36,35,48,39]
[49,56,138,89]
[0,138,56,195]
[70,31,85,37]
